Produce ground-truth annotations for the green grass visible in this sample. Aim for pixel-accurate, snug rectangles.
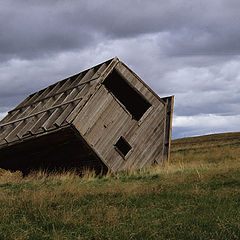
[0,132,240,239]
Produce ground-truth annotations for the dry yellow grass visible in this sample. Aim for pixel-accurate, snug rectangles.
[0,131,239,187]
[0,132,239,239]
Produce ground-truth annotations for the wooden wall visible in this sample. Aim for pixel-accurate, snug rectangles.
[73,62,167,172]
[0,57,173,174]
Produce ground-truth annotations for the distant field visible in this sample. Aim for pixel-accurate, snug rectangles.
[172,132,240,150]
[171,131,240,166]
[0,132,239,240]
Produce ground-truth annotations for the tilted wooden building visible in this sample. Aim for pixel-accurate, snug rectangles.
[0,57,174,174]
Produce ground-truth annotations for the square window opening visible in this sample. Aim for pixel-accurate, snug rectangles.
[103,70,151,121]
[115,136,132,157]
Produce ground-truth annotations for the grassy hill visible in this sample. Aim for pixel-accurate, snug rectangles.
[0,132,240,239]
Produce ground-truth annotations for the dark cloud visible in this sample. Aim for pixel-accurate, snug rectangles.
[0,1,96,60]
[1,0,240,138]
[1,0,240,60]
[164,28,240,57]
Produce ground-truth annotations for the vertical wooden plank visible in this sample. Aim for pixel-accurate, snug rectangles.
[162,96,174,163]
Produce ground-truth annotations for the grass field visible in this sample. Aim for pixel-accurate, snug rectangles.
[0,132,240,239]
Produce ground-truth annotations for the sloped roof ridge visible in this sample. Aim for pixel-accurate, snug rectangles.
[29,57,115,98]
[0,57,118,147]
[9,58,115,114]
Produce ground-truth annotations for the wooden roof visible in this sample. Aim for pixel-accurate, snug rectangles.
[0,58,116,148]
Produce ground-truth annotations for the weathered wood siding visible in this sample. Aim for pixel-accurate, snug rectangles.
[0,60,111,148]
[73,62,166,172]
[0,57,173,174]
[162,96,174,163]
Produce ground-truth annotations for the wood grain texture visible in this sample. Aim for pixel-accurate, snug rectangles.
[73,62,170,172]
[0,57,173,174]
[0,59,114,147]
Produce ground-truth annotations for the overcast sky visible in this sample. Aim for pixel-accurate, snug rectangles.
[0,0,240,139]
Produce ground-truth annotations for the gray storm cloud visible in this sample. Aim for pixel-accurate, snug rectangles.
[1,0,240,59]
[0,0,240,138]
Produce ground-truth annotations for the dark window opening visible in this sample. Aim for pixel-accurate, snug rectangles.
[115,136,132,157]
[103,70,151,120]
